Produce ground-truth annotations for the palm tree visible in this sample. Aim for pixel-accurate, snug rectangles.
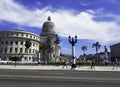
[92,41,101,62]
[81,45,87,61]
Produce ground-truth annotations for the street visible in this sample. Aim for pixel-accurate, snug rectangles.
[0,69,120,87]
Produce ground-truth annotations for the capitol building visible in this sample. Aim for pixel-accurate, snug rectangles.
[0,17,60,64]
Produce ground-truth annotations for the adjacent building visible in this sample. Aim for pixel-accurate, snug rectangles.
[0,30,40,63]
[110,43,120,61]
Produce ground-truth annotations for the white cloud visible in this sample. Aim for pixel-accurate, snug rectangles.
[0,0,120,45]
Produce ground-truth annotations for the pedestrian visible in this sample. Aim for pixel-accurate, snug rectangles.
[112,58,118,69]
[78,59,82,68]
[91,59,95,69]
[63,60,67,68]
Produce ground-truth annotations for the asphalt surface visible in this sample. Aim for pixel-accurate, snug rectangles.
[0,69,120,87]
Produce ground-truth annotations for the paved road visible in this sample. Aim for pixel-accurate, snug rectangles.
[0,69,120,87]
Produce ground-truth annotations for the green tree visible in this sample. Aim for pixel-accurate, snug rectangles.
[39,43,53,64]
[81,45,87,61]
[25,40,31,62]
[92,41,101,62]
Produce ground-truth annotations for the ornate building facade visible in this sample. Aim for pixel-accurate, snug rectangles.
[40,16,60,64]
[0,30,40,63]
[0,17,60,63]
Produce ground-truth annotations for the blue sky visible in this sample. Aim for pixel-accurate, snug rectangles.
[0,0,120,57]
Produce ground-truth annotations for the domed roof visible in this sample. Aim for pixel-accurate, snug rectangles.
[41,16,56,36]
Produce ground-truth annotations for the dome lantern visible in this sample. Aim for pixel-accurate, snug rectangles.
[48,16,51,21]
[41,16,56,36]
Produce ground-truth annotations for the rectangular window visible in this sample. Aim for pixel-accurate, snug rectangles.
[26,34,28,37]
[5,48,7,53]
[20,48,23,53]
[15,41,18,45]
[22,33,24,36]
[0,48,3,53]
[29,57,31,61]
[10,48,12,53]
[33,49,34,53]
[15,48,18,53]
[29,49,31,54]
[25,57,27,61]
[16,33,18,36]
[6,41,8,45]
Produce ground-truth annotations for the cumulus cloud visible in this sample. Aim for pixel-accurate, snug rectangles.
[0,0,120,44]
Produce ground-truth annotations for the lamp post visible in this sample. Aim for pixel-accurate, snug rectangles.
[68,35,77,70]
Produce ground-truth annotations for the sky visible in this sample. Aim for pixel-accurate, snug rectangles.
[0,0,120,57]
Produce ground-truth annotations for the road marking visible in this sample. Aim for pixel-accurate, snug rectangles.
[0,75,120,81]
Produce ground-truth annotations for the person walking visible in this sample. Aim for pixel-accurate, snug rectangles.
[63,60,67,68]
[112,58,118,69]
[91,59,95,69]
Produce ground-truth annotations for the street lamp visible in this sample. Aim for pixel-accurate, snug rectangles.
[68,35,77,70]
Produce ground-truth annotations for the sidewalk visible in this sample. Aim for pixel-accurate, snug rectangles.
[0,65,120,71]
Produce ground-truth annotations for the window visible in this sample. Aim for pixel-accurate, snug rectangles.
[10,41,13,45]
[29,57,31,61]
[26,34,28,37]
[20,48,23,53]
[25,57,27,61]
[30,35,32,38]
[29,49,31,53]
[16,33,18,36]
[6,41,8,45]
[5,48,7,53]
[21,42,23,45]
[15,41,18,45]
[10,48,12,53]
[22,33,24,36]
[0,48,3,53]
[15,48,18,53]
[33,49,34,53]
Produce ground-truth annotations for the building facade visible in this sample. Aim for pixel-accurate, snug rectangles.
[0,17,60,63]
[0,30,40,63]
[110,43,120,61]
[40,16,60,64]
